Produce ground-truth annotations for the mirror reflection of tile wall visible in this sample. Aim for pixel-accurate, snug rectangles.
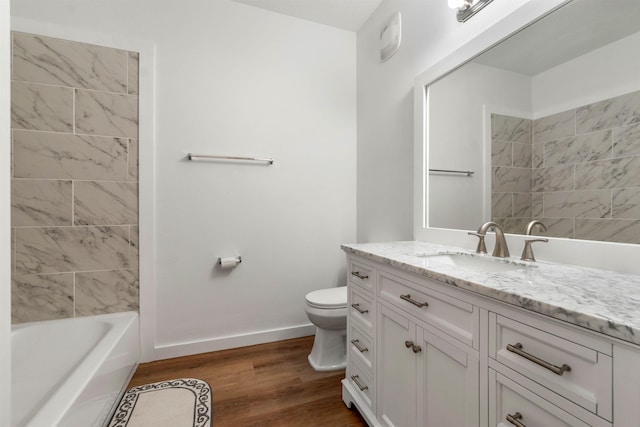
[10,32,139,323]
[491,90,640,243]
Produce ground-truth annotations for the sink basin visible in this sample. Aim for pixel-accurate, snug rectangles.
[414,252,527,273]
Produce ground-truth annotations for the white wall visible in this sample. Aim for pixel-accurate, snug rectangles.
[356,0,539,242]
[1,0,11,423]
[533,31,640,116]
[11,0,357,360]
[428,62,531,230]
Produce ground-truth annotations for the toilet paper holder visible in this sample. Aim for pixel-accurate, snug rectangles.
[217,256,242,268]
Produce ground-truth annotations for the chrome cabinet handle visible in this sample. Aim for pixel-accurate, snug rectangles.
[400,294,429,308]
[351,375,368,391]
[506,412,527,427]
[351,271,369,280]
[351,339,368,353]
[404,340,421,353]
[507,343,571,376]
[351,303,369,314]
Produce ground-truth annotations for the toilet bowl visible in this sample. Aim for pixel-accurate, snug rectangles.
[304,286,348,371]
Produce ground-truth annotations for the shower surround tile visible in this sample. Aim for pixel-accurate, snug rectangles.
[613,122,640,158]
[12,130,128,180]
[74,181,138,225]
[11,81,73,132]
[492,114,531,143]
[513,193,532,218]
[11,179,72,226]
[128,138,138,181]
[613,188,640,219]
[75,89,138,138]
[542,217,575,239]
[492,193,512,218]
[492,167,531,193]
[533,110,575,143]
[128,52,139,95]
[492,140,512,167]
[575,156,640,190]
[532,165,574,192]
[544,130,612,167]
[575,218,640,244]
[10,31,141,323]
[512,142,532,168]
[543,190,611,219]
[576,90,640,133]
[75,269,139,316]
[130,226,139,268]
[11,273,74,323]
[15,226,130,275]
[12,32,127,93]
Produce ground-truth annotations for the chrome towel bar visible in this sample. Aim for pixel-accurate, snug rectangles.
[429,168,474,176]
[187,153,274,164]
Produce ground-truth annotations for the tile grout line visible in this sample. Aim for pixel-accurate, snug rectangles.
[13,127,137,140]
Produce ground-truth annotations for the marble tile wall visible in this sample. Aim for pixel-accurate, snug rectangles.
[533,90,640,243]
[491,114,533,234]
[10,32,140,323]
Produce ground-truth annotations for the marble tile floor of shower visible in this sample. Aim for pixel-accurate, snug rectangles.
[127,336,366,426]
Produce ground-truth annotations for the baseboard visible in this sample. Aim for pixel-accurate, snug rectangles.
[146,323,315,362]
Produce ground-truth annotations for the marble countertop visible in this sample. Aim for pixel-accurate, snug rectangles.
[342,241,640,346]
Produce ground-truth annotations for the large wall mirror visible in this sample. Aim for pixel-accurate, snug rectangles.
[424,0,640,244]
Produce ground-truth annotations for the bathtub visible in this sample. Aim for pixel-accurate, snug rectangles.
[11,311,139,427]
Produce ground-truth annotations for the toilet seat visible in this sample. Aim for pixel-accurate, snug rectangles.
[305,287,347,309]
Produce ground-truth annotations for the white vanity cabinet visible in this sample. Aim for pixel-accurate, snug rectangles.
[378,304,480,427]
[344,256,480,427]
[342,252,635,427]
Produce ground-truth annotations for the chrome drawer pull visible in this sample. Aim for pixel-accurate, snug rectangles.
[400,294,429,308]
[507,343,571,376]
[351,303,369,314]
[351,271,369,280]
[506,412,526,427]
[351,339,368,353]
[351,375,368,391]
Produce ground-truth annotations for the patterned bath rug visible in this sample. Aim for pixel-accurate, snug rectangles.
[109,378,212,427]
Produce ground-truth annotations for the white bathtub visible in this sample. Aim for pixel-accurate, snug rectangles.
[11,311,139,427]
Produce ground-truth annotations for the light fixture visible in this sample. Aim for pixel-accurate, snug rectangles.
[449,0,494,22]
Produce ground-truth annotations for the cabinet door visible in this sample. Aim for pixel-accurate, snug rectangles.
[377,305,417,427]
[417,325,479,427]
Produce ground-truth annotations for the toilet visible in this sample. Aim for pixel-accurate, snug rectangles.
[304,286,348,371]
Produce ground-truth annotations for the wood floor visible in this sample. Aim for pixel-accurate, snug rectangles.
[128,336,367,426]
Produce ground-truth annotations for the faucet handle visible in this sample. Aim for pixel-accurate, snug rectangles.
[468,232,488,254]
[521,238,548,262]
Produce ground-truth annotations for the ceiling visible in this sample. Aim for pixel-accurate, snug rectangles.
[473,0,640,75]
[231,0,382,32]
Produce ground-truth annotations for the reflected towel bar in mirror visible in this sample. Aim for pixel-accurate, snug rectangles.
[187,153,274,164]
[429,168,474,176]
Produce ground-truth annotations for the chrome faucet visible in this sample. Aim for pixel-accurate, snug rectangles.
[522,220,548,261]
[476,221,510,258]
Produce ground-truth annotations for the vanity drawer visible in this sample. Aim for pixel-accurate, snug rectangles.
[490,369,611,427]
[349,259,375,292]
[349,287,374,331]
[349,324,373,369]
[347,358,374,411]
[378,271,478,348]
[490,313,612,420]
